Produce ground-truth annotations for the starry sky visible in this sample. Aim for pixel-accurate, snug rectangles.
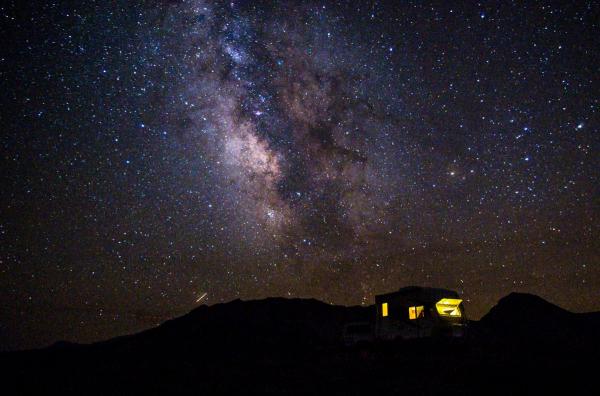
[1,0,598,350]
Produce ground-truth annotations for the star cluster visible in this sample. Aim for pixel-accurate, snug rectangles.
[1,0,598,350]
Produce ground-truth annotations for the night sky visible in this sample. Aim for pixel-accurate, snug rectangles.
[1,0,598,350]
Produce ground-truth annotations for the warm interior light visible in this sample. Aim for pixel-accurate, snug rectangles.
[436,298,463,317]
[408,305,424,319]
[382,302,388,317]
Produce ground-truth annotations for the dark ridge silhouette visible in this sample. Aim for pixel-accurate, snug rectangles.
[1,294,598,395]
[480,292,572,325]
[474,293,600,349]
[89,297,372,357]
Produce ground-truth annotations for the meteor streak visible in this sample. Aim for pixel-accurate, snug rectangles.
[196,292,208,303]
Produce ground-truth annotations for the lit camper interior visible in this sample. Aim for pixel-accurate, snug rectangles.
[374,286,466,340]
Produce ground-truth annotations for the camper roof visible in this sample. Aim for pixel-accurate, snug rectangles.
[375,286,459,303]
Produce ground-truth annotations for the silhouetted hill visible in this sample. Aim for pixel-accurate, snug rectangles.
[480,292,571,326]
[473,293,600,353]
[92,297,372,356]
[1,294,598,395]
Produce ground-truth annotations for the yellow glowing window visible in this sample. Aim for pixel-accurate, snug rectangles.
[382,302,388,317]
[408,306,424,320]
[435,298,463,317]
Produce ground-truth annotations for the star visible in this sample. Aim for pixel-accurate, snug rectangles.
[1,0,597,350]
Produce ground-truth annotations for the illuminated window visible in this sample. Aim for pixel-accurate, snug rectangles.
[435,298,462,317]
[382,302,388,317]
[408,306,424,320]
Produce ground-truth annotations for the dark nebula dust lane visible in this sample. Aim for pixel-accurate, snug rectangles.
[1,0,598,350]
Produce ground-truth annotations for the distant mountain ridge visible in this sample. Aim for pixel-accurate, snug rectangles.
[8,293,600,353]
[1,292,599,395]
[82,297,373,357]
[481,292,571,321]
[470,292,600,352]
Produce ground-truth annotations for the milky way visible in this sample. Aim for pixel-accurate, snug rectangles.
[170,1,404,257]
[1,0,598,349]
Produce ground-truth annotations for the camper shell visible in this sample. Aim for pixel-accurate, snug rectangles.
[375,286,466,340]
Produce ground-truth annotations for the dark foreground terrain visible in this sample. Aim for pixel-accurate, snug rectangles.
[1,293,599,395]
